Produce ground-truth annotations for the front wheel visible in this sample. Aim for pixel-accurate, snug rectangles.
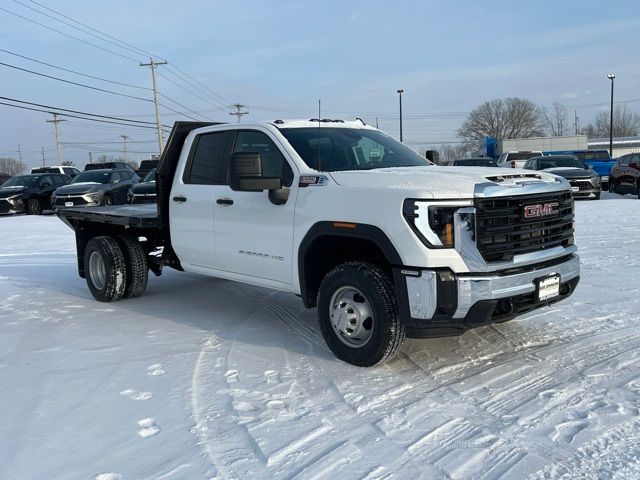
[26,198,42,215]
[609,180,617,194]
[102,194,114,206]
[317,262,405,367]
[84,236,127,302]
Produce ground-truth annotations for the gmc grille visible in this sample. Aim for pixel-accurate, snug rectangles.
[474,191,574,262]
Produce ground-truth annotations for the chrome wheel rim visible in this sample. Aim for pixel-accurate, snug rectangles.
[89,251,106,290]
[329,286,374,348]
[29,200,40,214]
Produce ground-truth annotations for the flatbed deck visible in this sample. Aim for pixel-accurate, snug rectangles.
[57,204,160,229]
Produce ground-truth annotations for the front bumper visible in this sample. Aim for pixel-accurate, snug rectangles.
[397,253,580,338]
[0,198,24,214]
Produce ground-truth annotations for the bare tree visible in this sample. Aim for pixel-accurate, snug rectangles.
[0,157,25,175]
[431,144,473,165]
[457,98,545,147]
[583,105,640,138]
[541,102,568,136]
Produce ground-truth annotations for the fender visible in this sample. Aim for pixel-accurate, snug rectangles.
[297,221,403,308]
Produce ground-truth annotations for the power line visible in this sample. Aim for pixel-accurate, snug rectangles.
[0,48,150,90]
[26,0,165,61]
[0,61,153,102]
[160,65,230,110]
[0,6,141,62]
[163,64,231,106]
[0,100,162,130]
[156,70,228,112]
[0,96,162,125]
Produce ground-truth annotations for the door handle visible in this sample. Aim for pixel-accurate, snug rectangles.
[173,195,187,203]
[216,198,234,206]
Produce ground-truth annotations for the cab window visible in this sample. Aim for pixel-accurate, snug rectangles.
[232,131,293,187]
[184,131,232,185]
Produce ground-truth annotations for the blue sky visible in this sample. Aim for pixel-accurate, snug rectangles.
[1,0,639,167]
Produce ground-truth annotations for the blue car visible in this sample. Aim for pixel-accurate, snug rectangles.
[553,150,615,190]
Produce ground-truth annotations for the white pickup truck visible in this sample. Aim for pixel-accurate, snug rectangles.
[57,120,580,366]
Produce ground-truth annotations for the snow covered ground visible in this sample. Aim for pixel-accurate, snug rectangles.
[1,192,639,480]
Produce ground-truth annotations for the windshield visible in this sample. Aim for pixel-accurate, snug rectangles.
[574,151,611,161]
[70,171,111,184]
[538,157,585,169]
[279,127,432,172]
[143,169,157,182]
[454,159,497,167]
[1,175,39,188]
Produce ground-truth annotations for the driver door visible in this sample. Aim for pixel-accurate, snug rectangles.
[212,129,298,285]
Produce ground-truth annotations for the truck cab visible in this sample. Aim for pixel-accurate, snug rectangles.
[57,120,580,366]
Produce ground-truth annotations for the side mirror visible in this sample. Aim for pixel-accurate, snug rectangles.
[40,182,50,189]
[629,162,639,169]
[229,152,281,192]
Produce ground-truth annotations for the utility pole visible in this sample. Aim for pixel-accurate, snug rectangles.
[17,145,24,172]
[140,58,167,154]
[88,151,93,164]
[574,110,579,135]
[396,89,404,142]
[229,103,249,123]
[375,117,379,129]
[46,113,65,164]
[607,73,615,157]
[121,135,129,162]
[41,146,45,166]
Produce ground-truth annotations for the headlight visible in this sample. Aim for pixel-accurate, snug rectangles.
[7,194,23,205]
[403,200,473,248]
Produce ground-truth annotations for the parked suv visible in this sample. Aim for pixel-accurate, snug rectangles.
[127,168,157,204]
[137,159,159,179]
[559,150,614,190]
[609,153,640,198]
[0,173,70,214]
[32,166,81,178]
[52,169,139,209]
[524,155,601,200]
[84,162,136,174]
[497,151,543,168]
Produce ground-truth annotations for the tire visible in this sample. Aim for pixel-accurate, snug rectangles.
[27,198,42,215]
[102,194,114,206]
[115,234,148,298]
[609,180,617,194]
[593,192,601,200]
[84,236,127,302]
[636,182,640,200]
[317,261,405,367]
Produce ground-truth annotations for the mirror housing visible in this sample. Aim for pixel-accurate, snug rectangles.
[39,182,50,189]
[629,162,639,169]
[229,152,282,192]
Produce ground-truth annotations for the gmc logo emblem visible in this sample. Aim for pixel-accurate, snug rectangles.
[523,202,559,219]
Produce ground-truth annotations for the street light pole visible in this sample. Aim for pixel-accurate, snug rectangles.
[396,89,404,142]
[607,73,615,157]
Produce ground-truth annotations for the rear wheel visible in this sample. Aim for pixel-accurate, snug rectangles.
[115,234,148,298]
[84,236,127,302]
[317,261,405,367]
[26,198,42,215]
[609,180,617,194]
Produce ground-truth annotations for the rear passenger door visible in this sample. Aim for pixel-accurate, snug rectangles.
[170,130,234,270]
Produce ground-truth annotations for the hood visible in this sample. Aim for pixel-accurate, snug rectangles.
[130,181,156,195]
[55,182,106,195]
[0,186,28,198]
[542,167,595,179]
[328,166,563,198]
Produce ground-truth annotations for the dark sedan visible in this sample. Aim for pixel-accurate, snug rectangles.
[524,155,601,199]
[0,173,70,215]
[52,169,139,209]
[127,168,157,204]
